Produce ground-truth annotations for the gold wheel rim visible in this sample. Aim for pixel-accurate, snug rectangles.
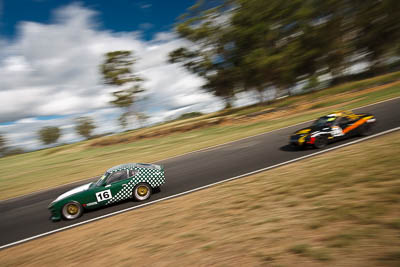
[137,186,148,196]
[67,204,78,215]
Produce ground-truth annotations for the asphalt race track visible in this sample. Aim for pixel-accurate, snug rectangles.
[1,97,400,248]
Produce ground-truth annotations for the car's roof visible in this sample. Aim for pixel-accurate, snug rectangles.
[106,163,157,173]
[325,110,356,118]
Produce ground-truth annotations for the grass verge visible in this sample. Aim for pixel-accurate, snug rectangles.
[0,73,400,200]
[1,131,399,266]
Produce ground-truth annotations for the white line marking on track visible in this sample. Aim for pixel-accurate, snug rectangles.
[2,95,400,203]
[1,126,399,250]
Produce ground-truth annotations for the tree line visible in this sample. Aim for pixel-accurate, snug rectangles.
[169,0,400,107]
[0,117,96,156]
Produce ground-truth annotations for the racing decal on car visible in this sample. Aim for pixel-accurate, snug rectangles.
[54,183,92,202]
[310,131,322,137]
[106,167,165,205]
[96,189,112,202]
[106,179,136,204]
[330,126,344,137]
[296,129,311,134]
[342,116,370,134]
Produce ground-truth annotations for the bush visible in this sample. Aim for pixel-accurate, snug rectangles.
[177,112,203,120]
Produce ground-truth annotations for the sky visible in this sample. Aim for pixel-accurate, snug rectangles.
[0,0,196,40]
[0,0,244,151]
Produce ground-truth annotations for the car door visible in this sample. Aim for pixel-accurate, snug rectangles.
[103,170,129,204]
[329,117,345,138]
[337,117,352,137]
[88,170,128,207]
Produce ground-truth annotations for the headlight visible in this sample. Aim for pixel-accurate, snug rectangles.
[48,201,55,209]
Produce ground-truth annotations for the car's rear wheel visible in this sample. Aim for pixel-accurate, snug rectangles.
[359,123,372,136]
[133,183,152,201]
[313,136,328,149]
[62,201,83,220]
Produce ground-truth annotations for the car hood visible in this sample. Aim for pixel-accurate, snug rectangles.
[54,182,92,202]
[293,125,328,135]
[293,127,312,135]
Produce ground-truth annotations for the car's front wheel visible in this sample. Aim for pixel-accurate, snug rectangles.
[133,183,152,201]
[359,123,373,136]
[62,201,83,220]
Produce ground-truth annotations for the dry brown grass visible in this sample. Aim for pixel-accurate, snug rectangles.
[1,131,399,266]
[90,117,228,147]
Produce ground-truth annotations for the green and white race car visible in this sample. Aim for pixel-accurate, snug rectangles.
[48,163,165,221]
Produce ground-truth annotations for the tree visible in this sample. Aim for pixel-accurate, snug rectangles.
[304,75,320,93]
[136,112,149,128]
[100,51,145,128]
[169,0,329,103]
[351,0,400,74]
[0,134,7,156]
[38,126,61,145]
[75,117,96,139]
[171,0,400,106]
[118,112,129,129]
[5,148,24,156]
[230,0,351,95]
[168,0,242,108]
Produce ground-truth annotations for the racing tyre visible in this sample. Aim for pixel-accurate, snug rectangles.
[62,201,83,220]
[313,136,328,149]
[359,123,372,136]
[133,183,152,201]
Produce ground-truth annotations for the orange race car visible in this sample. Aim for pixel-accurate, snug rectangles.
[290,111,376,149]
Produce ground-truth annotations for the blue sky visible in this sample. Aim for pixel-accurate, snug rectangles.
[0,0,194,40]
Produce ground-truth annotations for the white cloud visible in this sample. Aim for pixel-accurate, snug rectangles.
[0,3,223,150]
[15,117,38,124]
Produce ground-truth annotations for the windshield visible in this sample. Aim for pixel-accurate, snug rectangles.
[312,116,336,128]
[95,173,108,187]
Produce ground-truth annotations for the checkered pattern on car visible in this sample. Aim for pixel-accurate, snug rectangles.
[106,166,165,205]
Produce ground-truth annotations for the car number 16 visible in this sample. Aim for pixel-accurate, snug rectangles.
[96,189,112,202]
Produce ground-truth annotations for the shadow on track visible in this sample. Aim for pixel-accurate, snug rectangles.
[279,144,307,152]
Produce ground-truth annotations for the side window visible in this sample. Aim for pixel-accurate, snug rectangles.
[128,169,137,178]
[331,118,339,126]
[326,117,336,127]
[338,117,349,126]
[106,170,128,185]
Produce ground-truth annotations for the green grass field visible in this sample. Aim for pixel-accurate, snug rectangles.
[1,130,399,266]
[0,72,400,200]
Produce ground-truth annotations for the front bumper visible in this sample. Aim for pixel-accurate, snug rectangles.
[290,134,315,146]
[290,136,304,146]
[48,204,62,221]
[49,210,61,221]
